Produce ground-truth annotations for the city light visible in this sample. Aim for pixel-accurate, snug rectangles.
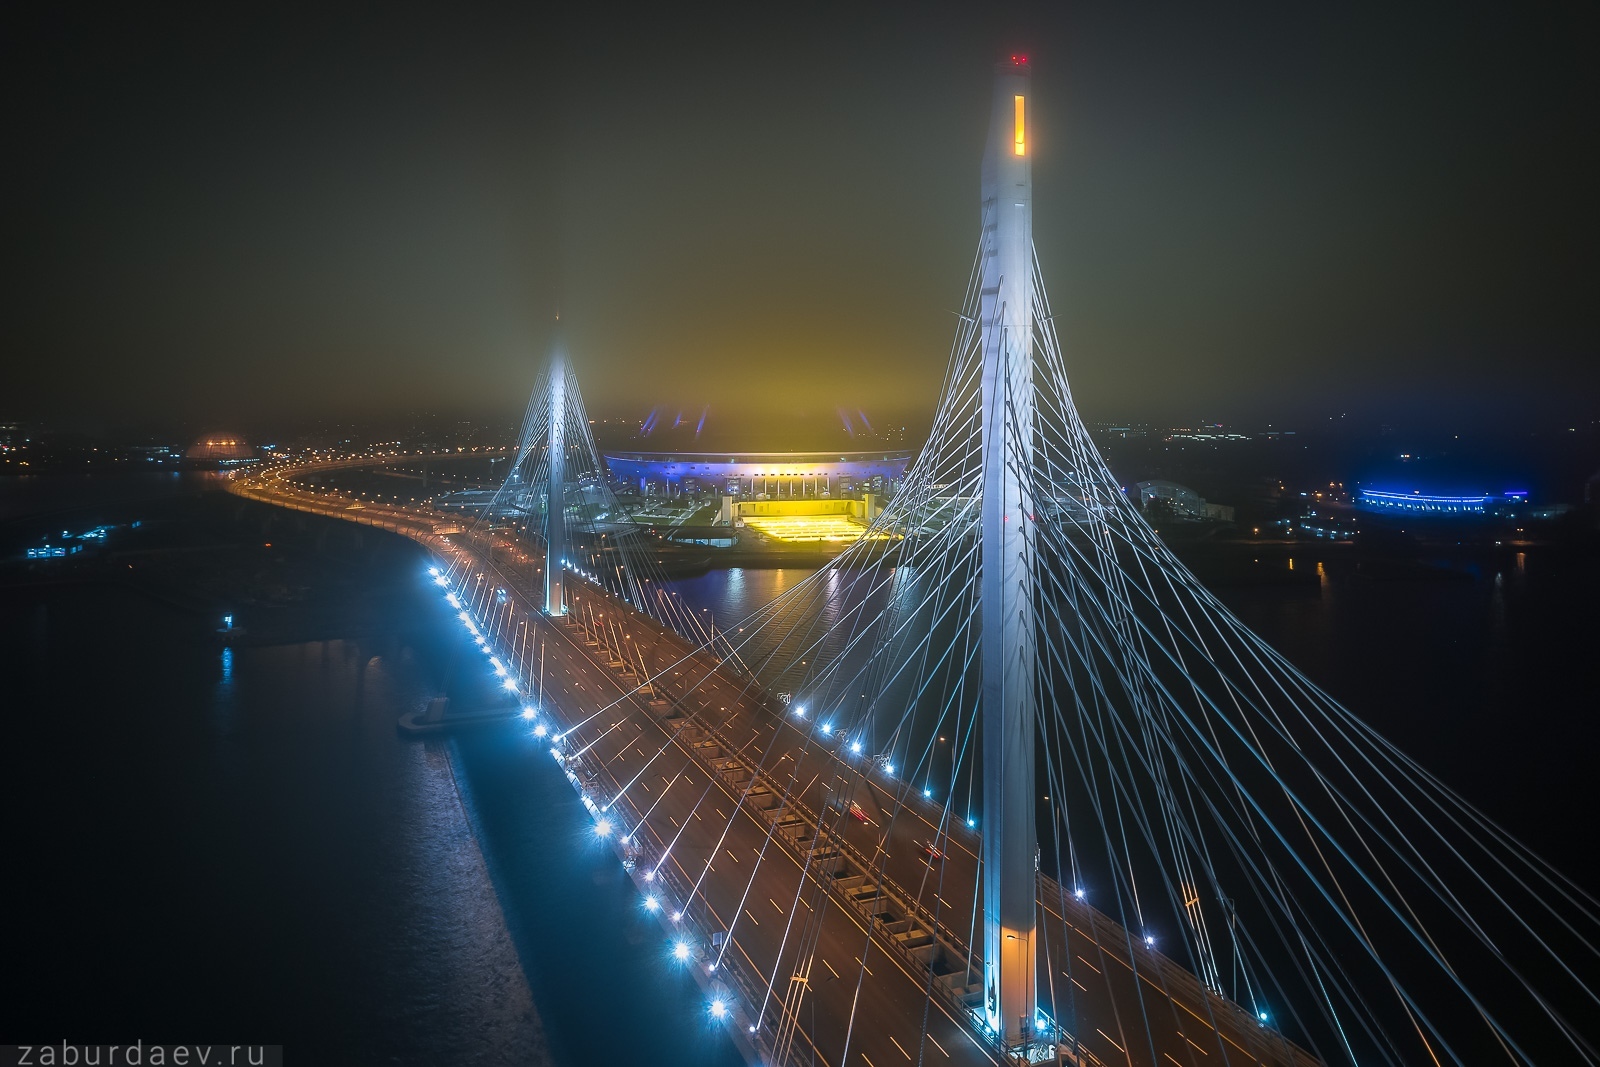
[850,740,862,755]
[502,677,519,692]
[819,723,832,735]
[1074,887,1085,900]
[521,706,536,720]
[595,819,612,837]
[644,896,659,912]
[793,704,805,718]
[708,999,728,1020]
[673,941,691,961]
[533,724,548,738]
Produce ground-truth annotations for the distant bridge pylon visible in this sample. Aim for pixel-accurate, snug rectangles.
[470,344,714,644]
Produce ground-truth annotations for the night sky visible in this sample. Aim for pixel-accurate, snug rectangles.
[5,4,1595,438]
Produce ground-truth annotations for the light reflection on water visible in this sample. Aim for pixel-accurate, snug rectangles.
[674,566,818,624]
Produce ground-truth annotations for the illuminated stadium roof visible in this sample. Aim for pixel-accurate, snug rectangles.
[1357,488,1527,515]
[604,450,911,486]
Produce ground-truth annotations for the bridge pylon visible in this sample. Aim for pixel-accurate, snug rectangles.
[544,349,568,616]
[471,344,716,644]
[977,55,1038,1048]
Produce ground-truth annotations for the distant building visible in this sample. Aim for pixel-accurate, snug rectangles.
[1134,480,1234,523]
[1356,489,1527,516]
[184,434,257,467]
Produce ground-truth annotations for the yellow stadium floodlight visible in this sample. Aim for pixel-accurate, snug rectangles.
[742,515,886,545]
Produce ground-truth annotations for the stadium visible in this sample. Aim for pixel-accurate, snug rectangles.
[603,450,912,545]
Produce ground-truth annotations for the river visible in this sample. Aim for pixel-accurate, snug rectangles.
[3,474,1594,1063]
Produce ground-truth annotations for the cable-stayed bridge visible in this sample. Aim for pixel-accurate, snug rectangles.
[232,58,1599,1067]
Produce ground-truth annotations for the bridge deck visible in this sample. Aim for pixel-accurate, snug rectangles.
[454,528,1318,1067]
[228,467,1319,1067]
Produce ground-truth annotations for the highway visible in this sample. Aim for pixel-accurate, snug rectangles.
[460,532,1317,1067]
[227,458,1320,1067]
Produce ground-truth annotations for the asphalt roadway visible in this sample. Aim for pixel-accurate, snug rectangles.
[457,540,1317,1067]
[228,469,1316,1067]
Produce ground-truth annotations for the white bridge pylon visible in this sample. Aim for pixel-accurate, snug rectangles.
[465,343,715,644]
[978,57,1039,1046]
[670,57,1600,1067]
[544,350,568,615]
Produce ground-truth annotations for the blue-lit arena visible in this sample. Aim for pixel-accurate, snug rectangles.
[603,450,912,497]
[1357,488,1528,515]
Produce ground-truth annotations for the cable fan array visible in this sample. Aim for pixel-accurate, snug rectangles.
[441,252,1596,1064]
[568,227,1600,1066]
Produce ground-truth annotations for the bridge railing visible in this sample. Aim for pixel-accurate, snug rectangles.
[1036,872,1319,1067]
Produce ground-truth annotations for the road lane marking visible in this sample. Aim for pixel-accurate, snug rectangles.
[824,958,839,978]
[889,1035,911,1060]
[855,956,873,976]
[744,908,760,926]
[926,1034,948,1057]
[1097,1029,1125,1054]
